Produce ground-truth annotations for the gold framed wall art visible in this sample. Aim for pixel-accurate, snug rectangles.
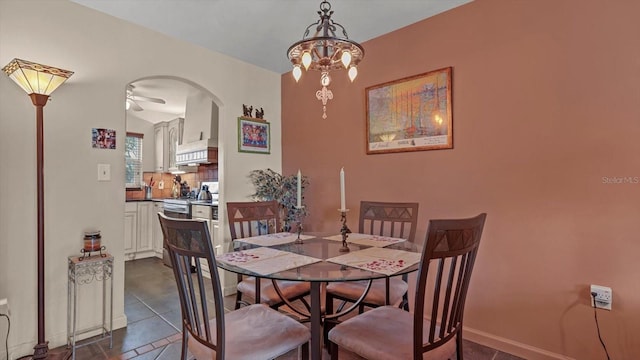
[366,67,452,154]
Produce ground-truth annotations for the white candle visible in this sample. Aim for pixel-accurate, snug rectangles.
[340,167,346,211]
[297,169,302,208]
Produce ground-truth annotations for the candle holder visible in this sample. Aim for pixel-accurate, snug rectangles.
[294,205,305,244]
[339,209,351,252]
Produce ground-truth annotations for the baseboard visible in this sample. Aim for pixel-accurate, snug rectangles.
[464,326,576,360]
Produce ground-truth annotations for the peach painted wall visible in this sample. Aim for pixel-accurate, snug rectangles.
[282,0,640,359]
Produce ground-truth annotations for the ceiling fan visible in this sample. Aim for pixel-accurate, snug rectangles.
[125,84,166,111]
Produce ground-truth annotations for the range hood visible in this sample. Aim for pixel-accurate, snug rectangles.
[176,92,219,165]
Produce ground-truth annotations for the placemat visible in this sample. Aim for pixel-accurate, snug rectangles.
[216,247,321,275]
[236,232,314,247]
[323,232,407,247]
[326,247,421,275]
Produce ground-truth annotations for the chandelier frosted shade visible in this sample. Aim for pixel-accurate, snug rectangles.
[2,58,73,96]
[287,0,364,118]
[292,65,303,82]
[348,66,358,82]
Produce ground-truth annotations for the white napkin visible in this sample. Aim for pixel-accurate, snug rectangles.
[323,232,407,247]
[236,232,315,246]
[326,247,422,275]
[216,247,321,275]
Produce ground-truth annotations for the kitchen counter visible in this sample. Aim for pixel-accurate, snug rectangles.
[189,200,219,207]
[125,198,165,202]
[126,198,219,207]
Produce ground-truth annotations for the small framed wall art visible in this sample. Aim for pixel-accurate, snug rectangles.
[366,67,453,154]
[238,117,270,154]
[92,128,116,149]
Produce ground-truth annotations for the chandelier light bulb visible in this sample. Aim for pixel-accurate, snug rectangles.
[302,51,312,70]
[348,66,358,82]
[125,100,131,110]
[321,72,331,87]
[292,65,302,82]
[341,50,352,69]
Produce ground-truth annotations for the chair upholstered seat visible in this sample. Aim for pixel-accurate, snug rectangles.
[326,278,408,306]
[158,213,310,360]
[328,306,456,360]
[328,214,487,360]
[237,277,311,306]
[188,304,310,360]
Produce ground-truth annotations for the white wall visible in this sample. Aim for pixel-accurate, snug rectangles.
[0,0,282,357]
[125,114,155,172]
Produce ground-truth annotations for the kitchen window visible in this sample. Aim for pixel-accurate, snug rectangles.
[125,132,143,188]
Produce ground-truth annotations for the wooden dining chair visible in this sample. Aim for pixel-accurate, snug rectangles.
[227,200,311,310]
[328,213,487,360]
[326,201,419,313]
[158,213,310,360]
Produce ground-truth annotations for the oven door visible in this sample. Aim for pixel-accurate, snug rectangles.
[163,209,189,219]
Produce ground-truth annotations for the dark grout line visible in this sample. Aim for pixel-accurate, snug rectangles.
[131,293,181,332]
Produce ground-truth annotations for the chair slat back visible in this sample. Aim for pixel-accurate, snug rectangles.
[227,201,281,240]
[359,201,419,241]
[413,213,487,358]
[158,213,226,358]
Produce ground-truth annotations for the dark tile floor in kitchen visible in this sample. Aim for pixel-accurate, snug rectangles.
[63,257,523,360]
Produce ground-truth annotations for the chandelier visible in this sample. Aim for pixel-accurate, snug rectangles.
[287,0,364,119]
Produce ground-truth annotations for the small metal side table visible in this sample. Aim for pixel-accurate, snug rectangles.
[67,253,113,360]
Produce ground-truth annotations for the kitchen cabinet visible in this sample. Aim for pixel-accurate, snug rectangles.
[152,202,164,257]
[124,201,156,261]
[167,118,184,173]
[137,202,153,253]
[191,205,219,278]
[124,203,137,255]
[153,122,168,172]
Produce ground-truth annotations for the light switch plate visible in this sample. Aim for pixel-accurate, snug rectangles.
[98,164,111,181]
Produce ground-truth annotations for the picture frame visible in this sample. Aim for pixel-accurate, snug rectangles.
[91,128,116,149]
[238,117,270,154]
[366,67,453,154]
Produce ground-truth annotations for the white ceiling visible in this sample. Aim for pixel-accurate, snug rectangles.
[71,0,472,122]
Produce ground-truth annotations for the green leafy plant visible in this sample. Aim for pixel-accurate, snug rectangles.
[249,168,309,231]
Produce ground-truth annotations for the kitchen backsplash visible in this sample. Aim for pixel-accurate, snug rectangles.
[126,163,218,200]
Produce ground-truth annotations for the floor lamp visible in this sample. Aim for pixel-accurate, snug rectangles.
[2,59,73,359]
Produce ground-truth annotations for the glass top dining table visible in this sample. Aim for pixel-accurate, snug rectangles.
[216,233,423,360]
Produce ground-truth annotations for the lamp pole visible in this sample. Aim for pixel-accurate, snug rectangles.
[30,93,50,359]
[3,59,73,360]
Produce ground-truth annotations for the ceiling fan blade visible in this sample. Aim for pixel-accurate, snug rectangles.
[132,95,166,104]
[128,99,144,111]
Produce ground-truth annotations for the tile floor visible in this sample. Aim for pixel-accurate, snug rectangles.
[60,257,523,360]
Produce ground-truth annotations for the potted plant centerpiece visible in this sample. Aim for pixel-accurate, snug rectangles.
[249,168,309,231]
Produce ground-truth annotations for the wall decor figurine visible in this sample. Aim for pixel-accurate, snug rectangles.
[255,107,264,119]
[242,104,253,117]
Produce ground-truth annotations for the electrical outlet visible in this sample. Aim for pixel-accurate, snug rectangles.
[0,298,8,315]
[591,284,612,310]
